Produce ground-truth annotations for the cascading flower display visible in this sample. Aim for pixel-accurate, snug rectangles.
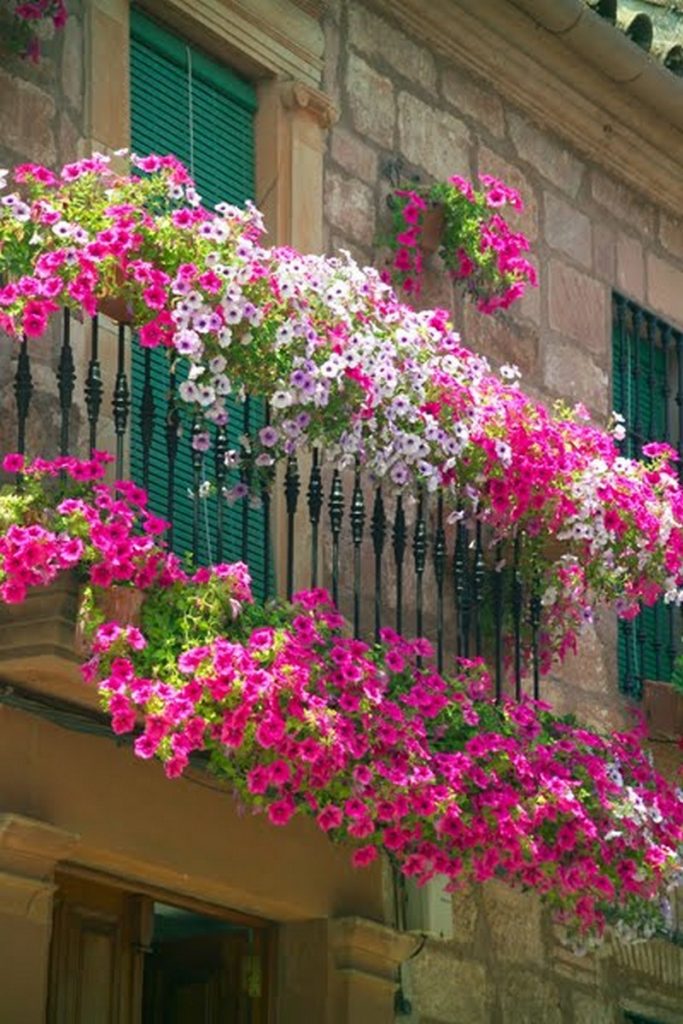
[1,455,681,947]
[383,173,537,307]
[1,154,683,668]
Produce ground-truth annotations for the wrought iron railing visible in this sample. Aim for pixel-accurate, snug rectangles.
[4,309,551,698]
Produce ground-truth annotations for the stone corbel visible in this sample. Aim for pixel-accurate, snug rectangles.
[328,917,420,1024]
[278,80,339,131]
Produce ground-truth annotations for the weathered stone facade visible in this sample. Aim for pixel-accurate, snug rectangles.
[322,1,683,1020]
[0,0,682,1020]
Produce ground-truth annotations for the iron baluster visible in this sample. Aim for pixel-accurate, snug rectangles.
[329,469,344,608]
[113,324,130,479]
[472,522,485,656]
[241,395,252,564]
[13,337,33,474]
[529,577,542,701]
[371,487,386,644]
[140,348,155,491]
[492,543,504,700]
[190,414,204,565]
[57,309,75,458]
[413,488,427,656]
[393,495,406,635]
[285,454,300,601]
[307,448,323,588]
[214,425,228,562]
[433,492,446,672]
[165,360,180,549]
[85,316,103,453]
[261,401,274,597]
[350,460,366,639]
[512,535,523,700]
[453,513,467,658]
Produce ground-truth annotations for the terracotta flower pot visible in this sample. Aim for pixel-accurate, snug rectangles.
[98,267,132,324]
[420,205,445,254]
[75,585,145,658]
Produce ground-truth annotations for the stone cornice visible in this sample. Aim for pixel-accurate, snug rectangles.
[375,0,683,216]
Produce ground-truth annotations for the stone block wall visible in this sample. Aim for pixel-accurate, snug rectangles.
[321,2,683,1020]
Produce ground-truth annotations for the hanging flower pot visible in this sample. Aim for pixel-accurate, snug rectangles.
[75,585,145,658]
[98,268,132,324]
[420,205,445,255]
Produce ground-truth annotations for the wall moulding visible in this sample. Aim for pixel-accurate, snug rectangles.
[375,0,683,217]
[138,0,325,86]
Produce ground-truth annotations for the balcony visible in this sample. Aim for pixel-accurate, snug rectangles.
[1,308,549,703]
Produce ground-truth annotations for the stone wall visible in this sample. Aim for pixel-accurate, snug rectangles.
[321,2,683,1021]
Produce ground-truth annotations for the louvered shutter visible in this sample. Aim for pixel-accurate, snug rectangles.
[129,10,269,597]
[613,313,671,689]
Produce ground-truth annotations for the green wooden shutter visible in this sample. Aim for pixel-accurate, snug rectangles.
[129,10,269,597]
[613,309,671,690]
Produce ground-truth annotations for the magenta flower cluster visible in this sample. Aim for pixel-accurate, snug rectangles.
[88,583,683,947]
[1,456,681,945]
[384,173,537,310]
[0,451,185,604]
[2,156,683,668]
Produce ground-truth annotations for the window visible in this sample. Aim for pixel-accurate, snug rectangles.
[48,872,271,1023]
[129,10,269,595]
[612,294,683,697]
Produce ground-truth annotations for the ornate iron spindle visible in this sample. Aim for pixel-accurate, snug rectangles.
[512,535,523,700]
[413,488,427,654]
[165,361,180,549]
[13,337,33,467]
[285,454,300,601]
[492,543,504,700]
[214,426,227,562]
[371,487,386,643]
[113,324,130,479]
[453,514,467,658]
[140,348,155,491]
[472,523,485,656]
[350,460,366,639]
[632,305,644,457]
[241,396,252,563]
[393,495,406,635]
[307,448,323,588]
[262,402,274,596]
[329,469,344,608]
[433,492,446,672]
[530,577,542,700]
[85,316,103,453]
[57,309,75,458]
[190,414,204,565]
[661,324,672,444]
